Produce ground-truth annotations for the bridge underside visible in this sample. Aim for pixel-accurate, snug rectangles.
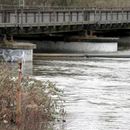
[1,23,130,37]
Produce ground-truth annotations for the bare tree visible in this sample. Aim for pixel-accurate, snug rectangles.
[1,0,130,7]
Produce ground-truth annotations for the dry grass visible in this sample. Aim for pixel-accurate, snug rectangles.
[0,63,64,130]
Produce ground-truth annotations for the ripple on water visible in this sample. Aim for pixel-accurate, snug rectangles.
[33,58,130,130]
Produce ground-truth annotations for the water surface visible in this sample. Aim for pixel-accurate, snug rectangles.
[33,58,130,130]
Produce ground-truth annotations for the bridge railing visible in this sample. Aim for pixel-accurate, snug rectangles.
[0,4,130,10]
[0,5,130,28]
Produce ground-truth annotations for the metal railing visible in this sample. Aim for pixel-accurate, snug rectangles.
[0,4,130,10]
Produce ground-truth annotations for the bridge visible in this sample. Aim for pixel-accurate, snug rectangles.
[0,5,129,61]
[0,5,130,36]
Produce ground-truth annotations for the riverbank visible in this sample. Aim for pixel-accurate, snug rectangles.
[0,63,64,130]
[34,49,130,60]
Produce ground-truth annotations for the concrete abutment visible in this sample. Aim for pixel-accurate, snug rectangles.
[34,37,118,53]
[0,39,36,62]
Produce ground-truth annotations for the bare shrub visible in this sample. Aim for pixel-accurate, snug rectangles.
[1,0,130,7]
[0,63,64,130]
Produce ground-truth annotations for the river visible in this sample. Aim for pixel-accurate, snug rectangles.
[32,58,130,130]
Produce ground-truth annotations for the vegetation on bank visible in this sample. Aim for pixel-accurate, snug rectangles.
[0,63,64,130]
[0,0,130,7]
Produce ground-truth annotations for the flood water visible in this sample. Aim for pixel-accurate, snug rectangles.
[33,58,130,130]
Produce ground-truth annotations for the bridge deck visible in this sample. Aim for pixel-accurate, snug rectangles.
[0,6,130,34]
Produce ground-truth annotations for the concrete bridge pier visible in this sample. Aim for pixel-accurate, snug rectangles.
[0,36,36,62]
[90,31,94,37]
[35,37,118,53]
[82,30,96,38]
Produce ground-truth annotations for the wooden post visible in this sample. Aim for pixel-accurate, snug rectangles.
[16,62,22,130]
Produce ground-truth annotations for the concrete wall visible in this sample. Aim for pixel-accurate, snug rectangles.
[0,49,33,62]
[35,41,118,53]
[118,37,130,47]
